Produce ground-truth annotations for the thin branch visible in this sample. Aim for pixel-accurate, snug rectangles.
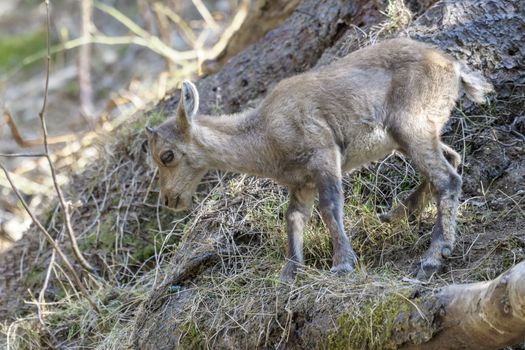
[0,153,47,158]
[40,0,95,273]
[3,110,78,148]
[78,0,95,122]
[153,2,196,46]
[190,0,219,31]
[93,1,197,63]
[3,33,197,83]
[0,162,99,313]
[94,1,151,39]
[151,3,176,72]
[200,0,250,63]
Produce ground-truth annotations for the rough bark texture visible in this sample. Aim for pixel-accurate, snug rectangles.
[200,0,302,75]
[133,0,525,348]
[408,262,525,350]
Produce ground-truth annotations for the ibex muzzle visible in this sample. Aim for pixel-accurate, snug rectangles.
[144,38,493,281]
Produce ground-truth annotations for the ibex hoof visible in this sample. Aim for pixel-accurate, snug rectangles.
[279,262,302,284]
[416,261,441,280]
[330,263,354,274]
[378,213,392,223]
[441,247,452,258]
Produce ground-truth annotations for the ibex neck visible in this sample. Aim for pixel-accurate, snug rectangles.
[193,109,268,176]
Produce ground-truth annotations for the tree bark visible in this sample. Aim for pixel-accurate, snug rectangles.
[133,0,525,348]
[199,0,302,75]
[405,262,525,350]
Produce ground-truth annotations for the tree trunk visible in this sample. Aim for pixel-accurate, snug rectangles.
[133,0,525,348]
[199,0,302,75]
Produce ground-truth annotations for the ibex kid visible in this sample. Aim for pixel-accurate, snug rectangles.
[144,38,493,281]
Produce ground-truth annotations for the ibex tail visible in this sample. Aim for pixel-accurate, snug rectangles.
[458,63,494,103]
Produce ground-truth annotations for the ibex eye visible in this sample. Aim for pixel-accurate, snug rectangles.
[160,150,175,165]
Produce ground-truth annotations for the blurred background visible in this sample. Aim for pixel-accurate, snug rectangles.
[0,0,243,252]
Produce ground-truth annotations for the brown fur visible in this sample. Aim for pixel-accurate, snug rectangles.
[144,38,493,280]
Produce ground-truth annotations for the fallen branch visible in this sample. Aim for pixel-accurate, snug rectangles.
[405,261,525,349]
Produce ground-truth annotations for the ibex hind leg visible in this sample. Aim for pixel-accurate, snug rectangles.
[391,129,462,279]
[417,148,461,279]
[380,142,461,224]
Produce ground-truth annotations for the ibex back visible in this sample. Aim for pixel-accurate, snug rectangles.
[145,38,493,281]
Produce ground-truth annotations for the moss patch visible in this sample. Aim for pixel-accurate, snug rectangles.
[327,291,436,350]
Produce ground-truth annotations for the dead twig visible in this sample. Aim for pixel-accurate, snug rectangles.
[2,110,78,148]
[93,1,198,63]
[39,0,95,273]
[153,2,197,46]
[190,0,219,31]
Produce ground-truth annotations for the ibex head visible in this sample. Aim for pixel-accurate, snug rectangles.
[144,80,207,210]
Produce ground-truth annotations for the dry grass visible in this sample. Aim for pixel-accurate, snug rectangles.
[370,0,413,40]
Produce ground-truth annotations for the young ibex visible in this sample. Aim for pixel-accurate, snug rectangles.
[145,38,492,281]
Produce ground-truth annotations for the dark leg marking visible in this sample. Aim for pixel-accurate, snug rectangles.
[317,174,357,273]
[412,148,462,279]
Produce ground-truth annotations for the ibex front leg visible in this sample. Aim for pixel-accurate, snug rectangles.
[316,171,357,273]
[280,185,315,282]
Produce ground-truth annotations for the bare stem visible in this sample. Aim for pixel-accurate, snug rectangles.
[78,0,95,122]
[40,0,95,273]
[0,153,47,158]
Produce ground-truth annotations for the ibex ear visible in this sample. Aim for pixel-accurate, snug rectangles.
[144,126,157,138]
[176,80,199,132]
